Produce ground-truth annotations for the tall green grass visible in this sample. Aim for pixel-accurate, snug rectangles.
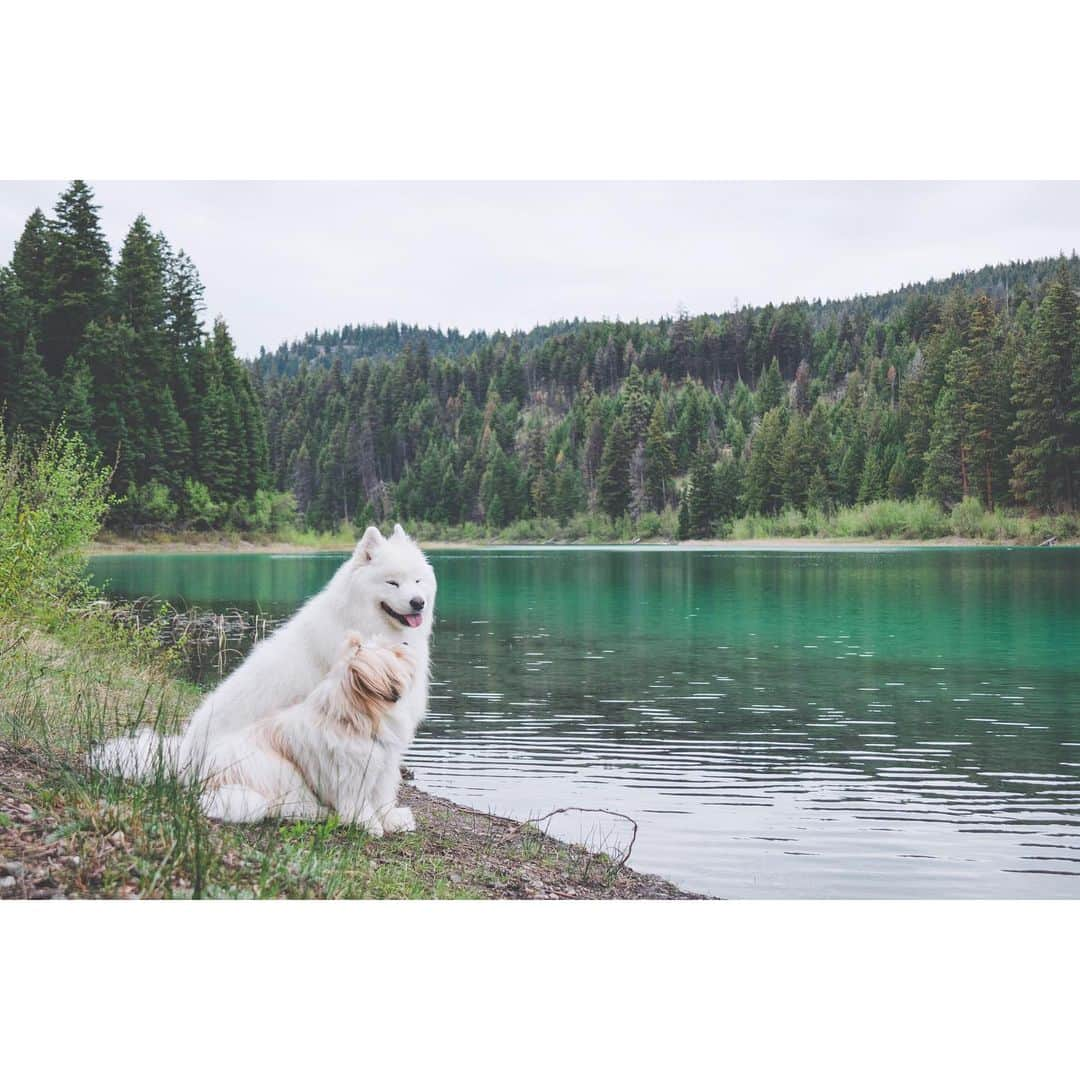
[726,498,1073,543]
[0,616,480,898]
[399,509,681,544]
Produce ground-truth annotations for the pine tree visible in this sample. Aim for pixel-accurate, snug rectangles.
[11,209,52,314]
[954,296,1012,507]
[714,456,742,525]
[755,357,784,415]
[479,442,523,526]
[672,381,712,467]
[744,407,787,514]
[10,334,52,440]
[291,440,315,515]
[780,410,812,509]
[58,355,97,455]
[1009,264,1080,510]
[643,400,676,509]
[629,442,647,521]
[113,215,191,490]
[807,467,830,511]
[77,320,141,491]
[791,358,811,414]
[887,449,910,499]
[597,414,633,519]
[189,337,234,499]
[920,387,963,506]
[621,363,651,441]
[239,368,270,495]
[41,181,112,375]
[677,488,691,540]
[857,444,887,504]
[0,267,34,417]
[163,247,204,438]
[901,338,950,494]
[686,453,718,537]
[583,397,606,499]
[552,460,585,522]
[835,432,865,507]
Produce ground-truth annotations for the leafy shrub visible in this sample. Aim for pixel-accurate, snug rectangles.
[183,480,223,530]
[831,499,949,539]
[128,481,179,527]
[773,509,813,537]
[0,424,113,616]
[635,511,663,538]
[948,497,987,538]
[902,499,951,539]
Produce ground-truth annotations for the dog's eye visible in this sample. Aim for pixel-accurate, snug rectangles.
[386,580,399,587]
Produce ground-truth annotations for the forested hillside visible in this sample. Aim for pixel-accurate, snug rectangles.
[261,257,1080,536]
[0,182,279,530]
[258,254,1071,378]
[3,182,1079,539]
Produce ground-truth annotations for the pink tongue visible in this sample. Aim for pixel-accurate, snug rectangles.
[404,613,422,628]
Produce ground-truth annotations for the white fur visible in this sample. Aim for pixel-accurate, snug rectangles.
[90,524,435,830]
[197,634,419,830]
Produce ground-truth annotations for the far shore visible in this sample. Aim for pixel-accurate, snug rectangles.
[87,534,1077,556]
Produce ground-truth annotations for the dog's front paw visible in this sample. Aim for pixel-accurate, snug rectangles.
[362,816,385,838]
[381,806,416,834]
[342,807,384,836]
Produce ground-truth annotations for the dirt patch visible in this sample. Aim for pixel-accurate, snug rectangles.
[397,785,703,899]
[0,744,100,899]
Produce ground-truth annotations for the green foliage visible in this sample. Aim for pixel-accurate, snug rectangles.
[744,407,787,515]
[256,254,1079,537]
[755,357,785,414]
[643,400,676,511]
[0,423,113,615]
[183,479,221,530]
[831,499,950,539]
[128,481,178,527]
[1009,264,1080,510]
[1,182,268,530]
[598,414,633,519]
[677,489,690,540]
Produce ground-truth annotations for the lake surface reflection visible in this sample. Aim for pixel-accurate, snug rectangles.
[89,546,1080,898]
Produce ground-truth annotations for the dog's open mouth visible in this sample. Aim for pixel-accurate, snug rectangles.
[381,602,423,629]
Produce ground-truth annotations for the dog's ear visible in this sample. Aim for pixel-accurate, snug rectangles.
[355,525,385,563]
[391,522,409,541]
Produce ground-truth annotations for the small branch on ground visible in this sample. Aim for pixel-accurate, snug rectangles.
[506,807,639,870]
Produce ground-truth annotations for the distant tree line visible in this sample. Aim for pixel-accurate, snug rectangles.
[3,182,1079,536]
[261,259,1080,535]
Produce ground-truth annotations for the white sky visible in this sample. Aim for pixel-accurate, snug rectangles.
[2,181,1078,358]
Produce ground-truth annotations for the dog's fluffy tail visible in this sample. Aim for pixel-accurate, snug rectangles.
[89,731,183,780]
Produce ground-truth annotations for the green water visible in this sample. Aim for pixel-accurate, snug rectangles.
[88,546,1080,898]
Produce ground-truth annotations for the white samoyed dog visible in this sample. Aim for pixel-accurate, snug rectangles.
[90,523,436,831]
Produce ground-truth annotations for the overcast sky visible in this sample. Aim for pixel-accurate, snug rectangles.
[2,182,1078,357]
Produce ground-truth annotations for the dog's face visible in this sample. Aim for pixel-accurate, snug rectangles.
[351,524,437,636]
[330,633,416,733]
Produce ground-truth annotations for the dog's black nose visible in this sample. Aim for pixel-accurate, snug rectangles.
[410,597,425,612]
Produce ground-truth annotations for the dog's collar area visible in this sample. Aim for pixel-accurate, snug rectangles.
[381,601,423,629]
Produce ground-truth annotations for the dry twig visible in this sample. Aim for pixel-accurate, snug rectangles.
[506,807,639,870]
